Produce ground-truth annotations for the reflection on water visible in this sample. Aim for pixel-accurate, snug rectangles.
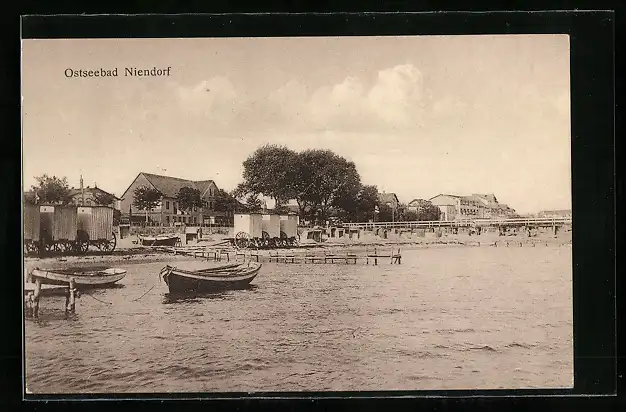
[25,246,573,393]
[163,285,258,304]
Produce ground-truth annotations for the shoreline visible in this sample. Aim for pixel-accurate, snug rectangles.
[23,233,571,271]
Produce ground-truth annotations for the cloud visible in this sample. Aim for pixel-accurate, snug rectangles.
[176,64,430,134]
[367,64,426,127]
[177,77,243,127]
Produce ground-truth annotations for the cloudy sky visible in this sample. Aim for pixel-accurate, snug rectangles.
[22,35,571,214]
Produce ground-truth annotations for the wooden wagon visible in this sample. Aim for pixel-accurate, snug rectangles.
[233,213,263,248]
[76,206,117,252]
[278,214,299,247]
[23,204,117,256]
[38,205,83,254]
[23,204,41,254]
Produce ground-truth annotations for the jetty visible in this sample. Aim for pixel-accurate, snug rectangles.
[157,245,402,265]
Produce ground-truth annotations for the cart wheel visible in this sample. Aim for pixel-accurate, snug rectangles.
[75,230,90,254]
[235,232,249,249]
[101,232,117,253]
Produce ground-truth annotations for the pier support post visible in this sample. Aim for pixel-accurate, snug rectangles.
[33,279,41,319]
[65,278,77,316]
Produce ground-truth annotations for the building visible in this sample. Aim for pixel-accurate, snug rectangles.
[429,193,517,221]
[69,185,122,210]
[120,172,230,226]
[378,192,400,211]
[538,209,572,218]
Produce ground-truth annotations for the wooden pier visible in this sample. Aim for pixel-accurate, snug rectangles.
[172,246,402,265]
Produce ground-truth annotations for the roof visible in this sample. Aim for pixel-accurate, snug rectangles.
[69,186,121,200]
[132,172,217,198]
[429,193,462,200]
[472,193,498,203]
[378,192,399,204]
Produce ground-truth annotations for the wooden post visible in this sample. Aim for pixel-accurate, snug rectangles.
[66,278,76,316]
[374,247,378,266]
[33,279,41,318]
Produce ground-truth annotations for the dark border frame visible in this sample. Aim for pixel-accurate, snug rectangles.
[10,10,617,409]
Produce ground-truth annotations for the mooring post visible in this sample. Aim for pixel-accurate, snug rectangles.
[374,247,378,266]
[66,278,77,316]
[33,278,41,319]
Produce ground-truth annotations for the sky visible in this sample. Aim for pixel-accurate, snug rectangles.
[21,35,571,214]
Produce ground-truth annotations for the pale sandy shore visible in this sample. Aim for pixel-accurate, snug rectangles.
[23,230,571,276]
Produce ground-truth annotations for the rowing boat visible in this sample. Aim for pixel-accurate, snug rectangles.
[138,234,180,246]
[160,262,262,293]
[30,267,127,287]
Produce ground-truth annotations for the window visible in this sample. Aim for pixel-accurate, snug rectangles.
[166,216,170,223]
[210,188,213,196]
[209,201,213,210]
[166,201,169,210]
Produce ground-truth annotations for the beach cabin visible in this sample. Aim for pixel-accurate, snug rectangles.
[261,214,281,238]
[234,213,263,239]
[279,214,298,238]
[40,205,78,244]
[23,204,40,244]
[77,206,115,243]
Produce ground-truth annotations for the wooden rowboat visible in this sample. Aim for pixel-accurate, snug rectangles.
[160,262,262,294]
[138,234,180,247]
[30,267,127,287]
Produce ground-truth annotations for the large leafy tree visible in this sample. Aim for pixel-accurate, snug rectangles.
[214,189,244,213]
[235,144,299,208]
[132,185,163,224]
[295,149,361,224]
[177,186,203,213]
[30,174,73,205]
[245,194,263,212]
[409,199,442,221]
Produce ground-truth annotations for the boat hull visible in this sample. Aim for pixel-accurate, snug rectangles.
[30,268,127,286]
[139,235,179,246]
[162,263,261,294]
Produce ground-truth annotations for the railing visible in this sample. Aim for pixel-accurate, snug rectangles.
[341,217,572,229]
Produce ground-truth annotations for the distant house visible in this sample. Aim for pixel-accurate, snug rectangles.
[429,193,516,221]
[120,172,229,226]
[378,192,400,211]
[538,209,572,218]
[69,185,122,210]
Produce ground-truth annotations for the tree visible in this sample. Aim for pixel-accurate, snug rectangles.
[214,189,243,214]
[30,174,73,204]
[355,185,380,222]
[177,186,203,213]
[132,185,163,224]
[93,190,116,207]
[409,199,442,221]
[295,149,361,224]
[236,144,299,207]
[24,191,37,205]
[245,194,263,212]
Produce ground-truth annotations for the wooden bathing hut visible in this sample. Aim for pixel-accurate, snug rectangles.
[40,205,78,252]
[233,213,263,248]
[279,214,298,238]
[23,204,41,254]
[77,206,117,251]
[261,214,281,238]
[279,214,299,246]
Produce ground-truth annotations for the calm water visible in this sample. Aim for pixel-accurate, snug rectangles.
[25,246,573,393]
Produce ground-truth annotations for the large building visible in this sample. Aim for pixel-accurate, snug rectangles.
[69,185,122,210]
[120,172,230,226]
[429,193,517,221]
